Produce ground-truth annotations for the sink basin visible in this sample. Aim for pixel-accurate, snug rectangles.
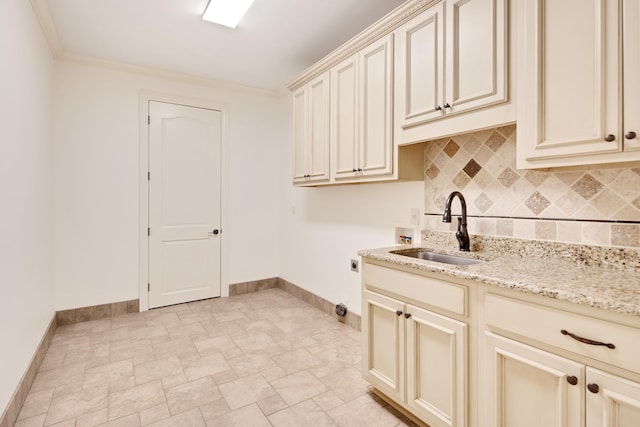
[391,250,485,266]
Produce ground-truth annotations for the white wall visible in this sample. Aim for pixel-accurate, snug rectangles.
[53,62,281,310]
[277,96,424,315]
[0,0,55,413]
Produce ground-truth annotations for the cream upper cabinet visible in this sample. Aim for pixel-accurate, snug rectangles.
[331,55,359,181]
[395,0,511,144]
[331,34,394,183]
[517,0,640,169]
[623,0,640,155]
[292,72,330,185]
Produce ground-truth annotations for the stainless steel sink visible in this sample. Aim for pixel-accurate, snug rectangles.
[391,250,485,265]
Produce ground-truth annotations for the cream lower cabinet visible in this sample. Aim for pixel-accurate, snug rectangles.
[482,292,640,427]
[485,333,640,427]
[587,368,640,427]
[362,263,468,427]
[484,332,585,427]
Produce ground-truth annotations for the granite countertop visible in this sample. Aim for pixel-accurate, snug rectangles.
[358,232,640,318]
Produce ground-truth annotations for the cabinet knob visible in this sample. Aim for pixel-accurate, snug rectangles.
[566,376,578,386]
[625,131,637,140]
[404,313,412,319]
[444,103,451,109]
[352,169,357,173]
[435,105,442,111]
[587,383,600,394]
[396,310,403,316]
[604,134,616,142]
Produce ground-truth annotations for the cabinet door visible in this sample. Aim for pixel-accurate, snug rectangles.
[623,0,640,152]
[359,34,394,179]
[484,332,584,427]
[394,2,445,128]
[406,304,467,427]
[292,88,308,183]
[293,74,331,185]
[517,0,621,165]
[586,368,640,427]
[362,290,405,403]
[306,73,330,182]
[331,55,359,181]
[445,0,507,115]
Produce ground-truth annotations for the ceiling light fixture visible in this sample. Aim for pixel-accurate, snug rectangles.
[202,0,255,29]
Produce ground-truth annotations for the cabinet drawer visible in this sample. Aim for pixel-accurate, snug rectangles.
[363,263,466,316]
[485,294,640,374]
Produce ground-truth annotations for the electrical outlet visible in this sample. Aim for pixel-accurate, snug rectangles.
[410,208,420,225]
[350,259,359,272]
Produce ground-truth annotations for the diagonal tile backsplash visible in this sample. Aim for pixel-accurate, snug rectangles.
[423,124,640,248]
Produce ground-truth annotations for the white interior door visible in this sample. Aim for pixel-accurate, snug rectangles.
[148,101,222,308]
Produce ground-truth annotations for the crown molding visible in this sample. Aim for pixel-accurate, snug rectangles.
[29,0,64,58]
[286,0,438,91]
[57,51,279,97]
[28,0,279,97]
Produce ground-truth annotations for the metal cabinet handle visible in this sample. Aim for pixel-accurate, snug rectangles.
[209,229,220,236]
[588,383,600,394]
[625,131,637,140]
[604,134,616,142]
[435,105,442,111]
[566,376,578,386]
[396,310,403,316]
[560,329,615,349]
[444,103,451,109]
[404,313,412,319]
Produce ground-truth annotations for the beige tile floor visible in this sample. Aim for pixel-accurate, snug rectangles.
[15,289,419,426]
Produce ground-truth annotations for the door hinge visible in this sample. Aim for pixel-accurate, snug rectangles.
[147,227,150,236]
[147,283,150,292]
[148,115,150,125]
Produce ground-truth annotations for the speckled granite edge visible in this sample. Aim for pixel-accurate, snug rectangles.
[422,230,640,272]
[359,238,640,318]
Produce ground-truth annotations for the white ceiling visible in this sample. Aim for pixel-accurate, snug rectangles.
[43,0,407,91]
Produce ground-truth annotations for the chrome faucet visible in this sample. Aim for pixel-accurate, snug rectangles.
[442,191,470,251]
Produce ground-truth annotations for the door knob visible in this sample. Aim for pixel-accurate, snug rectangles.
[566,376,578,386]
[209,229,220,236]
[587,383,599,394]
[604,134,616,142]
[625,131,637,140]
